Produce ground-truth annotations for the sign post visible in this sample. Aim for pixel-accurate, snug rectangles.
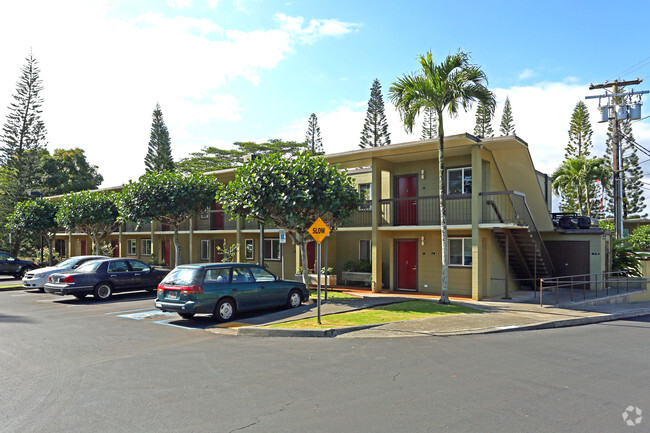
[279,230,286,280]
[308,217,331,324]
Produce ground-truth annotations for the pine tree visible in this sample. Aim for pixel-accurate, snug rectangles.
[499,96,516,136]
[620,120,646,217]
[473,99,494,138]
[566,101,593,158]
[0,52,47,192]
[359,79,391,148]
[421,106,438,140]
[305,113,323,154]
[144,103,174,172]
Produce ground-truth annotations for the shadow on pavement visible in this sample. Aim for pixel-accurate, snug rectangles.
[0,313,36,323]
[53,291,157,305]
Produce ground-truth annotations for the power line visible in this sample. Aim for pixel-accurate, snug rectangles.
[611,56,650,81]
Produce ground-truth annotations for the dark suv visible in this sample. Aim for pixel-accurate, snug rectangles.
[0,251,38,279]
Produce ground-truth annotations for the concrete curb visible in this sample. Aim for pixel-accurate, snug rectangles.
[237,323,382,337]
[0,285,27,292]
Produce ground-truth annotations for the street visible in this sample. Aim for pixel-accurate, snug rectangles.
[0,288,648,433]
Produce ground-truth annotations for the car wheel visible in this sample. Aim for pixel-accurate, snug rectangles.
[213,298,236,322]
[38,287,45,293]
[93,283,113,301]
[15,267,28,279]
[74,294,87,300]
[178,313,195,319]
[287,289,303,308]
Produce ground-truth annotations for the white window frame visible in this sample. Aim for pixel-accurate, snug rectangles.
[447,167,472,195]
[141,239,152,256]
[359,239,372,263]
[359,183,372,211]
[200,211,209,220]
[200,239,210,261]
[263,239,281,261]
[245,239,255,261]
[127,239,137,256]
[449,237,472,267]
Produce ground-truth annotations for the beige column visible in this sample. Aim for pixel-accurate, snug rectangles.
[67,232,73,258]
[371,158,383,293]
[119,224,124,257]
[471,145,484,300]
[236,216,243,262]
[189,217,194,263]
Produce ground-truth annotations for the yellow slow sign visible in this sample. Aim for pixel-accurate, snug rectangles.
[308,217,330,244]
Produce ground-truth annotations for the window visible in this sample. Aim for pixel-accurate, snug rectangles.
[359,183,372,210]
[128,259,150,272]
[108,260,129,272]
[200,210,209,219]
[447,167,472,194]
[250,266,276,282]
[232,267,253,283]
[449,238,472,267]
[245,239,255,260]
[200,240,210,261]
[127,239,137,255]
[204,268,230,283]
[141,239,152,256]
[263,239,281,260]
[359,240,372,263]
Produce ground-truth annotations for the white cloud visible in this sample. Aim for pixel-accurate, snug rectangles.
[167,0,193,9]
[518,68,534,80]
[276,13,360,44]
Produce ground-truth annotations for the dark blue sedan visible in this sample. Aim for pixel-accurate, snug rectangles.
[44,258,169,301]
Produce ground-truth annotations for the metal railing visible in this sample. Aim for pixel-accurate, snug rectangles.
[378,194,471,226]
[481,191,554,276]
[538,271,647,306]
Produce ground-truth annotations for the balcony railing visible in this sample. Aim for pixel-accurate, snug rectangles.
[123,221,152,233]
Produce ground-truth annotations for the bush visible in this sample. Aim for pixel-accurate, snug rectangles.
[343,260,371,272]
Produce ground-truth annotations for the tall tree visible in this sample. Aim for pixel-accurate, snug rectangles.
[388,50,495,304]
[552,156,610,218]
[1,52,47,194]
[421,106,438,140]
[120,171,218,267]
[360,79,391,148]
[620,120,646,217]
[305,114,323,154]
[218,152,363,284]
[144,103,174,172]
[499,96,516,136]
[566,101,593,158]
[39,148,103,195]
[473,99,494,138]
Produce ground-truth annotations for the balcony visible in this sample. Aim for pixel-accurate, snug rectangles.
[123,221,152,233]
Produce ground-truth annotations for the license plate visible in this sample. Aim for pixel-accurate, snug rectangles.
[167,291,179,300]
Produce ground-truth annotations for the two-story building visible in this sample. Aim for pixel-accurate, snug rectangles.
[52,133,610,300]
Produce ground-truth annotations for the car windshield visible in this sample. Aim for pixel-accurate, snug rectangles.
[161,268,198,286]
[55,257,81,268]
[75,260,103,273]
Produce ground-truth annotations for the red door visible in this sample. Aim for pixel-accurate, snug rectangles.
[111,240,119,257]
[307,241,316,273]
[211,203,224,230]
[396,240,417,291]
[162,240,171,266]
[397,175,417,225]
[213,239,224,262]
[80,240,87,255]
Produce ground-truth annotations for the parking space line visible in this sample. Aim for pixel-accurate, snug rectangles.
[152,319,206,330]
[118,310,175,320]
[106,307,157,315]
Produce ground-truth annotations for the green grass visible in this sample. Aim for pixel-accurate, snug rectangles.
[309,289,360,300]
[267,300,482,329]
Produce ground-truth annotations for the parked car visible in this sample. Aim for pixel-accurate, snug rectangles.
[23,255,108,291]
[0,251,38,279]
[44,258,169,300]
[155,263,309,321]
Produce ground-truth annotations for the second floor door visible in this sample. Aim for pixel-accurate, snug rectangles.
[397,175,417,225]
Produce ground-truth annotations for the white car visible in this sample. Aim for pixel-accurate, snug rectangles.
[22,255,108,291]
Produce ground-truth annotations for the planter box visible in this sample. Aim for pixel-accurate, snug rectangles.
[295,274,337,286]
[341,271,372,286]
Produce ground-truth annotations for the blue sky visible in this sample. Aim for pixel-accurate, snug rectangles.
[1,0,649,194]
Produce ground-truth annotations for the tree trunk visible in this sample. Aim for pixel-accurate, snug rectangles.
[300,234,309,285]
[46,236,54,266]
[438,115,450,304]
[173,225,181,267]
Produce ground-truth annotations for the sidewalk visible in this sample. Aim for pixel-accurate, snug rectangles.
[234,289,650,338]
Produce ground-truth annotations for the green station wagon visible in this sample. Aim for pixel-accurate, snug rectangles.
[155,263,309,321]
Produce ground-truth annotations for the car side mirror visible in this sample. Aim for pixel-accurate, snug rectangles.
[7,257,15,262]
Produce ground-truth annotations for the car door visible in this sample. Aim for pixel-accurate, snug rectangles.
[230,266,259,310]
[127,259,152,288]
[250,266,285,307]
[0,252,13,274]
[106,260,133,291]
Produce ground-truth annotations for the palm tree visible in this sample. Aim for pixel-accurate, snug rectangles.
[552,156,609,217]
[389,51,495,304]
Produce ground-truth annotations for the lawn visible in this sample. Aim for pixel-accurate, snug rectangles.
[309,289,360,300]
[267,300,481,329]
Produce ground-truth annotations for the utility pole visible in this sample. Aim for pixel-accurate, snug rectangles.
[586,79,647,239]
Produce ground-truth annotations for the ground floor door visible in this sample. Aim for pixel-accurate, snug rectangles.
[396,239,418,291]
[307,241,316,273]
[162,240,171,266]
[213,239,224,262]
[111,240,119,257]
[80,240,87,256]
[545,240,590,289]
